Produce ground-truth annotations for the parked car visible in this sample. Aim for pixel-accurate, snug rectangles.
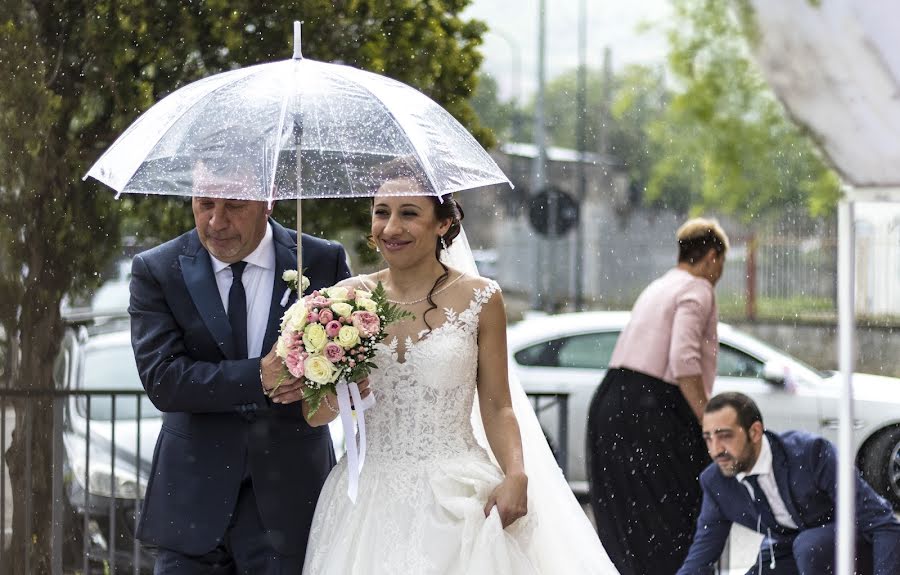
[508,311,900,508]
[56,318,161,573]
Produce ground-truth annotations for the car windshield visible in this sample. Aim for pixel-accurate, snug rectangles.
[80,344,161,421]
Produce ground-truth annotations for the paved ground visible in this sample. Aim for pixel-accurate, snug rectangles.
[580,500,763,574]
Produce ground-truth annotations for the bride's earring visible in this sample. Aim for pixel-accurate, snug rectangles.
[440,235,448,251]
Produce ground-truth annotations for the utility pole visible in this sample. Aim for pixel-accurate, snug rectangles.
[530,0,548,310]
[574,0,588,311]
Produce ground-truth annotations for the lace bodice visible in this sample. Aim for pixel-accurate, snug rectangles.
[363,280,500,468]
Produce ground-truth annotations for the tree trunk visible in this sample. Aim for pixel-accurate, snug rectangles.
[2,294,64,574]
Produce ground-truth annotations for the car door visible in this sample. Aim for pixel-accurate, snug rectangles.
[512,330,620,491]
[712,342,822,434]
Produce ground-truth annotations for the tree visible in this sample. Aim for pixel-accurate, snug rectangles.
[646,0,840,220]
[470,72,520,143]
[0,1,487,571]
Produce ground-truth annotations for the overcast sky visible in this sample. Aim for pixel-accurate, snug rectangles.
[462,0,672,101]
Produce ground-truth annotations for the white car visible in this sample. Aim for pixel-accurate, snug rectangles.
[508,311,900,508]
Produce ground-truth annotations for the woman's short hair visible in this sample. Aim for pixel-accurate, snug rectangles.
[676,218,729,264]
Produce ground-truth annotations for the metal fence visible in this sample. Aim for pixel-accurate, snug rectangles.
[1,389,152,575]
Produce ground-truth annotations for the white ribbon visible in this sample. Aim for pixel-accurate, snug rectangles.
[334,380,376,503]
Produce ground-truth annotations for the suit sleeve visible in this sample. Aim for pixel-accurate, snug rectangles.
[677,482,731,575]
[129,254,270,414]
[333,242,352,282]
[812,438,900,575]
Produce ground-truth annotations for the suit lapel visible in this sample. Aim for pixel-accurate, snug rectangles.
[180,232,236,359]
[768,432,804,528]
[262,222,300,353]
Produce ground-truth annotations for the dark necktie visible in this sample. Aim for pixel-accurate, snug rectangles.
[228,261,248,359]
[744,474,779,530]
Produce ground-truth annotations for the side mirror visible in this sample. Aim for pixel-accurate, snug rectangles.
[762,360,787,385]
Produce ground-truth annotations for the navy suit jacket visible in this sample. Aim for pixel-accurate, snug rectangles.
[678,430,900,575]
[129,220,351,557]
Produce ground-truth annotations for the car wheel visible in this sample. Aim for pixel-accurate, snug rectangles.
[860,426,900,509]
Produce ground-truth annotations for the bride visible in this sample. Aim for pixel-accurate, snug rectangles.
[302,164,618,574]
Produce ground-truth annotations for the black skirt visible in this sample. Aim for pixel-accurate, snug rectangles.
[586,368,710,575]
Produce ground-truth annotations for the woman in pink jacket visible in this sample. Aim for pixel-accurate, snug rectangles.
[587,218,729,575]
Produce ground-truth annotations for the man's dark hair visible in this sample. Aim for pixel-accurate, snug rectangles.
[705,392,763,432]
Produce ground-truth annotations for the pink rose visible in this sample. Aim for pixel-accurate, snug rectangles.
[345,287,357,300]
[351,311,381,338]
[307,311,319,324]
[323,342,345,363]
[304,295,330,309]
[285,350,305,378]
[318,308,334,324]
[325,320,342,338]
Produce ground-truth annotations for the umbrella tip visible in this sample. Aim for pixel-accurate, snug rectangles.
[293,21,303,60]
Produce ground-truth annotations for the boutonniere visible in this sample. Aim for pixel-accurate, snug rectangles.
[282,269,310,294]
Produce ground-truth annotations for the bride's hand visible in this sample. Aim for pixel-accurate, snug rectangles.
[484,472,528,528]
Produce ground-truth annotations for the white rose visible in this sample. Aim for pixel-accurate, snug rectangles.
[325,286,349,301]
[303,323,328,353]
[355,297,377,313]
[331,302,353,318]
[356,290,373,299]
[282,270,298,283]
[304,355,337,386]
[282,302,308,332]
[301,275,310,292]
[336,325,361,349]
[275,334,290,359]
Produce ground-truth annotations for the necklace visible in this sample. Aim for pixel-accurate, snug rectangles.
[383,272,463,305]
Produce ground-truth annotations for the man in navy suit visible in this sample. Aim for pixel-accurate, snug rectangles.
[677,392,900,575]
[129,165,352,573]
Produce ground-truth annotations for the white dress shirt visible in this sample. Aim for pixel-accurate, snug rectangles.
[209,223,275,359]
[737,435,800,529]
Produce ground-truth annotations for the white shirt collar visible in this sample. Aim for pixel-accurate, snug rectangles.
[209,222,274,274]
[736,434,773,482]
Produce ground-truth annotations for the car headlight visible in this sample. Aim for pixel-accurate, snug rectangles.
[70,460,146,500]
[87,467,146,500]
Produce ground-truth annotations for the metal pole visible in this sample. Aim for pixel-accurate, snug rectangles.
[574,0,588,311]
[836,198,856,575]
[51,397,64,575]
[530,0,548,310]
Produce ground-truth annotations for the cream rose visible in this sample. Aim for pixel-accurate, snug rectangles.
[302,323,328,353]
[331,302,353,318]
[275,334,290,359]
[324,286,349,301]
[304,355,337,386]
[281,302,308,332]
[356,290,373,299]
[336,325,361,349]
[355,297,377,313]
[282,270,298,283]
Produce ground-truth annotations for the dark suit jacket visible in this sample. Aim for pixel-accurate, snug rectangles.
[129,219,351,557]
[678,430,900,575]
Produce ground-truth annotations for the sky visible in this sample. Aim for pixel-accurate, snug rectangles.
[462,0,673,102]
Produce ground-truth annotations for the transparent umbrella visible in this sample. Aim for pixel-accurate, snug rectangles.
[85,22,511,270]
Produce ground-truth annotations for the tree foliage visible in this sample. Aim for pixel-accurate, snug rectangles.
[0,1,487,570]
[646,0,841,220]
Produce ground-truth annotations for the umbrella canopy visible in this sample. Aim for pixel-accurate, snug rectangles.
[748,0,900,197]
[85,32,510,203]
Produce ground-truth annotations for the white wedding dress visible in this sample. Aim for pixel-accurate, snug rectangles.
[303,278,619,574]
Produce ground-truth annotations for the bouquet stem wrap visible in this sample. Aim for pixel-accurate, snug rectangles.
[335,380,376,502]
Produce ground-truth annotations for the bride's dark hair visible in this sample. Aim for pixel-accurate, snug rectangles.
[371,158,465,332]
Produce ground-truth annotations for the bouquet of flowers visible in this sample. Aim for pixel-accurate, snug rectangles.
[274,274,412,416]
